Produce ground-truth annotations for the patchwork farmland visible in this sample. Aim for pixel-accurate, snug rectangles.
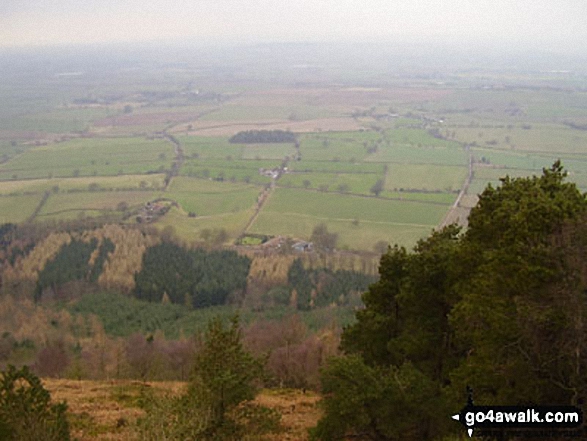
[1,62,586,252]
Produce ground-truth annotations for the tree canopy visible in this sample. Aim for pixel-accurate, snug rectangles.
[314,162,587,440]
[229,130,296,144]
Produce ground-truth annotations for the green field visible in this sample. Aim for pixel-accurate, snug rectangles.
[249,188,448,250]
[288,160,385,174]
[298,135,371,161]
[0,174,166,195]
[0,107,116,133]
[180,136,296,161]
[278,172,381,195]
[0,194,43,223]
[384,164,467,192]
[0,137,174,180]
[38,191,158,220]
[166,177,260,216]
[156,206,255,243]
[454,124,587,154]
[181,160,273,185]
[365,143,467,165]
[179,136,245,159]
[240,143,297,160]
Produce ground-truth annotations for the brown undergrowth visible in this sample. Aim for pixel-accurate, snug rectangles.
[43,378,321,440]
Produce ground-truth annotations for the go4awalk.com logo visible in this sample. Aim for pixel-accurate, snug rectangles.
[452,404,584,438]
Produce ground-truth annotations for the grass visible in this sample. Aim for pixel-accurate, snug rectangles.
[384,164,468,192]
[250,188,448,250]
[178,136,245,159]
[0,137,174,180]
[180,159,279,185]
[37,191,158,220]
[257,188,448,225]
[298,135,370,161]
[365,144,468,165]
[0,174,166,195]
[181,137,295,161]
[288,160,385,174]
[384,128,461,149]
[157,207,255,243]
[250,210,435,250]
[0,107,115,133]
[168,176,259,193]
[166,177,260,216]
[241,143,297,160]
[0,194,43,223]
[454,123,587,154]
[278,172,382,195]
[380,191,458,204]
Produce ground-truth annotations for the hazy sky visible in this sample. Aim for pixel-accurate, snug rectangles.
[1,0,586,52]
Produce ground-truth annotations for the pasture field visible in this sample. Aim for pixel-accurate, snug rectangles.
[180,161,273,185]
[278,172,381,195]
[38,191,159,220]
[255,188,448,226]
[427,88,587,122]
[384,128,461,149]
[287,160,385,174]
[473,167,543,181]
[250,210,436,250]
[452,124,587,154]
[166,177,260,216]
[181,136,295,161]
[365,143,468,165]
[381,191,457,204]
[168,176,259,193]
[0,107,115,133]
[384,163,468,192]
[182,158,282,171]
[0,194,43,223]
[241,143,297,160]
[178,136,244,158]
[157,206,255,242]
[467,179,500,195]
[0,174,166,195]
[0,140,30,162]
[0,137,174,180]
[298,135,371,161]
[249,188,448,250]
[470,147,559,170]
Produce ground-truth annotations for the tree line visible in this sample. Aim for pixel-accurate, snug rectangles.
[229,129,296,144]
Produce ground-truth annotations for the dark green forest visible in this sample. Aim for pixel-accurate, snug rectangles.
[229,129,297,144]
[312,162,587,440]
[134,243,251,307]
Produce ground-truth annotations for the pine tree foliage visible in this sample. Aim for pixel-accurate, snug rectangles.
[0,365,70,440]
[288,258,376,310]
[134,243,251,307]
[314,163,587,440]
[139,315,280,440]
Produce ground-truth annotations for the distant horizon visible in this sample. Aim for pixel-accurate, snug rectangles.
[2,0,586,56]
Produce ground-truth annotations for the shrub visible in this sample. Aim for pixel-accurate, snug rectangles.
[0,365,70,440]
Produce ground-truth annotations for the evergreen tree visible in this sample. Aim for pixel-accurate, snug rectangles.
[314,162,587,440]
[0,365,70,440]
